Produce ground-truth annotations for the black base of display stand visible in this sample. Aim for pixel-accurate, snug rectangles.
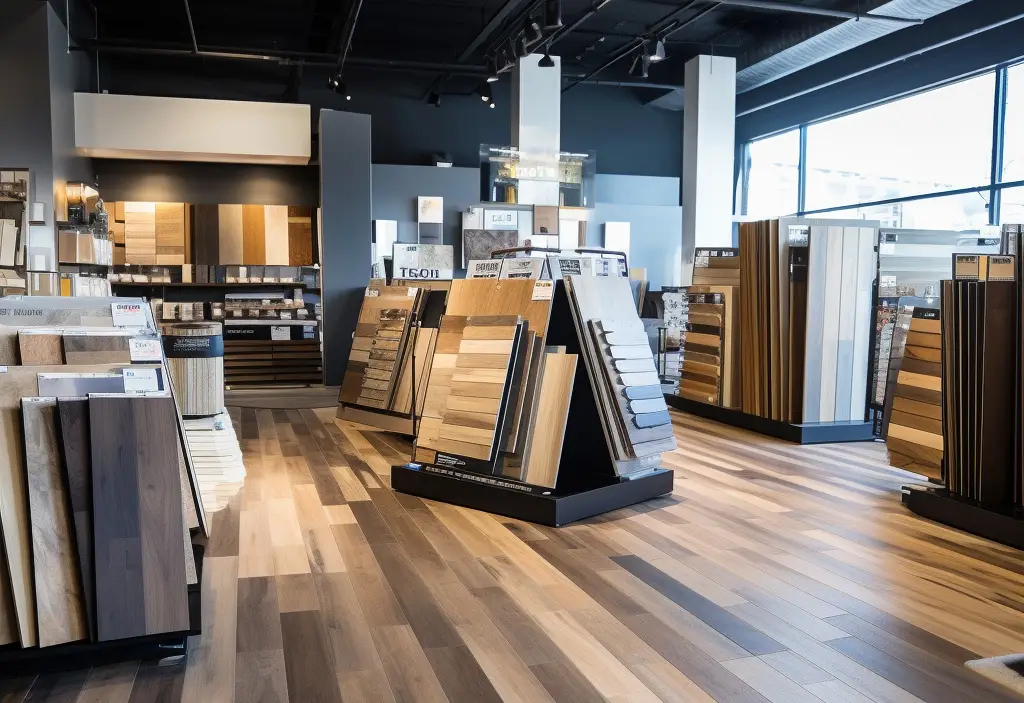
[903,486,1024,550]
[0,545,204,676]
[392,464,674,527]
[665,395,876,444]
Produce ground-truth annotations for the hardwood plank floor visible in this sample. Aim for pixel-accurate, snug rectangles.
[6,407,1024,702]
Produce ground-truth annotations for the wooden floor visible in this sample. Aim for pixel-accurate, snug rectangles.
[5,408,1024,702]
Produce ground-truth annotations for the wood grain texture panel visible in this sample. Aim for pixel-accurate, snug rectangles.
[62,335,132,364]
[90,395,189,641]
[155,203,185,249]
[263,206,289,265]
[57,398,97,642]
[22,398,88,647]
[242,204,267,265]
[191,204,220,265]
[218,204,244,264]
[287,207,314,265]
[522,353,577,488]
[446,279,553,339]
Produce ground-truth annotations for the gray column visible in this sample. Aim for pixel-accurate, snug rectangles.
[682,55,737,284]
[319,109,372,386]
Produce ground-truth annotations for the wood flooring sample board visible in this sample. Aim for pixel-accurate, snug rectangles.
[264,205,290,265]
[90,395,189,641]
[191,204,220,265]
[446,278,553,340]
[22,398,88,647]
[56,398,97,641]
[523,353,577,488]
[288,206,313,265]
[242,204,266,265]
[218,204,244,264]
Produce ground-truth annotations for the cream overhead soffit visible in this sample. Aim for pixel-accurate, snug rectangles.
[74,93,312,165]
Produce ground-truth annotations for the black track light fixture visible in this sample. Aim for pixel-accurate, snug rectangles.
[516,34,529,58]
[486,58,499,83]
[649,38,666,63]
[539,51,555,68]
[525,18,543,44]
[480,83,493,103]
[543,0,562,30]
[327,71,350,100]
[428,92,441,107]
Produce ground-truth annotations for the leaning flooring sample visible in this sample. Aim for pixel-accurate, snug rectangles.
[22,398,88,647]
[522,351,577,488]
[90,394,190,641]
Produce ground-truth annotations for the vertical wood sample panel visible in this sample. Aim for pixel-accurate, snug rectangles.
[288,206,313,265]
[192,204,220,265]
[264,205,290,265]
[802,225,828,423]
[218,204,244,264]
[833,225,859,422]
[817,226,843,423]
[124,202,157,265]
[242,204,266,265]
[57,398,97,642]
[90,395,189,641]
[849,227,876,422]
[155,202,186,265]
[22,398,88,647]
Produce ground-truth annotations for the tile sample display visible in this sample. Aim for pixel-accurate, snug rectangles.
[461,229,519,269]
[90,395,190,641]
[62,333,134,364]
[18,330,64,365]
[22,398,88,647]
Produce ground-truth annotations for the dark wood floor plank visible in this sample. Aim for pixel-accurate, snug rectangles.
[235,577,283,652]
[126,659,186,703]
[423,644,503,703]
[613,554,788,655]
[280,610,343,703]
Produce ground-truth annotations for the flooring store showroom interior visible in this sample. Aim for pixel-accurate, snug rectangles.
[5,406,1024,703]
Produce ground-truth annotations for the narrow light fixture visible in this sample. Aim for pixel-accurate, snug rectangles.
[543,0,562,30]
[516,35,529,58]
[649,39,666,62]
[327,71,350,99]
[486,58,499,83]
[480,83,493,102]
[525,19,543,44]
[539,51,555,68]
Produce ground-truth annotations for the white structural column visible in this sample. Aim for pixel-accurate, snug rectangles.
[682,55,737,283]
[511,54,562,206]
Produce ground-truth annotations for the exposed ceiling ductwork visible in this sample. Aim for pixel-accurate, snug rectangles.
[647,0,973,111]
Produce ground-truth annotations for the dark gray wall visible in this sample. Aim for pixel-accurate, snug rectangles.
[371,164,479,263]
[320,110,373,386]
[92,160,318,206]
[0,1,56,228]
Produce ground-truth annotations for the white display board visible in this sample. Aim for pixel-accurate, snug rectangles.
[393,244,454,280]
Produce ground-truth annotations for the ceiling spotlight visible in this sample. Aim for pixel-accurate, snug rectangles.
[428,92,441,107]
[489,102,496,109]
[480,83,493,103]
[539,51,555,68]
[486,58,499,83]
[327,71,350,99]
[543,0,562,30]
[628,51,649,79]
[649,39,666,62]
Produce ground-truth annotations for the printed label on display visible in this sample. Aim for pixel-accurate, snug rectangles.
[531,280,553,301]
[466,260,501,278]
[111,302,148,328]
[122,367,159,393]
[129,338,162,362]
[271,326,291,341]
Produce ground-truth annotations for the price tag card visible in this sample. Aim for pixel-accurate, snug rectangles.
[111,302,149,328]
[466,260,501,279]
[129,338,163,362]
[271,326,291,341]
[122,367,159,393]
[531,280,554,301]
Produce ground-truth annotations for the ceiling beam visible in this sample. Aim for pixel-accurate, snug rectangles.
[710,0,923,25]
[182,0,198,54]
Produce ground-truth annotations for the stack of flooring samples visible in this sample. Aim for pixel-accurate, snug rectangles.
[357,308,412,409]
[339,283,421,408]
[566,275,675,476]
[223,336,323,387]
[184,411,246,513]
[942,274,1017,505]
[739,219,876,424]
[691,248,740,286]
[679,289,741,407]
[885,308,943,480]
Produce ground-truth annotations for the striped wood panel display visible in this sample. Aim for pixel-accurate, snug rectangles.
[679,292,724,406]
[692,248,740,287]
[124,202,156,265]
[165,323,225,417]
[242,204,266,265]
[356,308,412,409]
[191,204,220,264]
[340,284,419,406]
[218,204,244,264]
[155,202,186,265]
[886,309,943,480]
[224,339,323,387]
[264,205,290,265]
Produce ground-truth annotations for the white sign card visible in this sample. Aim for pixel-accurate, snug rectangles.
[417,196,444,224]
[111,301,149,328]
[484,210,518,230]
[393,244,454,280]
[271,326,291,341]
[128,338,162,362]
[499,258,543,279]
[122,367,159,393]
[466,260,501,279]
[531,280,554,301]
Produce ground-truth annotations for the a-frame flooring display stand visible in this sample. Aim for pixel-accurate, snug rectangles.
[391,280,674,526]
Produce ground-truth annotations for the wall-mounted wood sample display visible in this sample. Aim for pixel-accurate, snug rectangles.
[885,308,942,481]
[155,202,187,265]
[692,248,739,287]
[288,206,314,265]
[124,201,157,264]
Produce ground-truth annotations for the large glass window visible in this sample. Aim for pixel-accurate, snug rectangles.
[805,73,996,211]
[1001,186,1024,224]
[815,191,991,230]
[1003,63,1024,183]
[745,129,799,219]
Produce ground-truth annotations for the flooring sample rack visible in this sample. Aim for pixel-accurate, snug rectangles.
[393,280,673,526]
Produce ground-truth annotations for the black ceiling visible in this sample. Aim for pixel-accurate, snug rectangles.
[77,0,903,96]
